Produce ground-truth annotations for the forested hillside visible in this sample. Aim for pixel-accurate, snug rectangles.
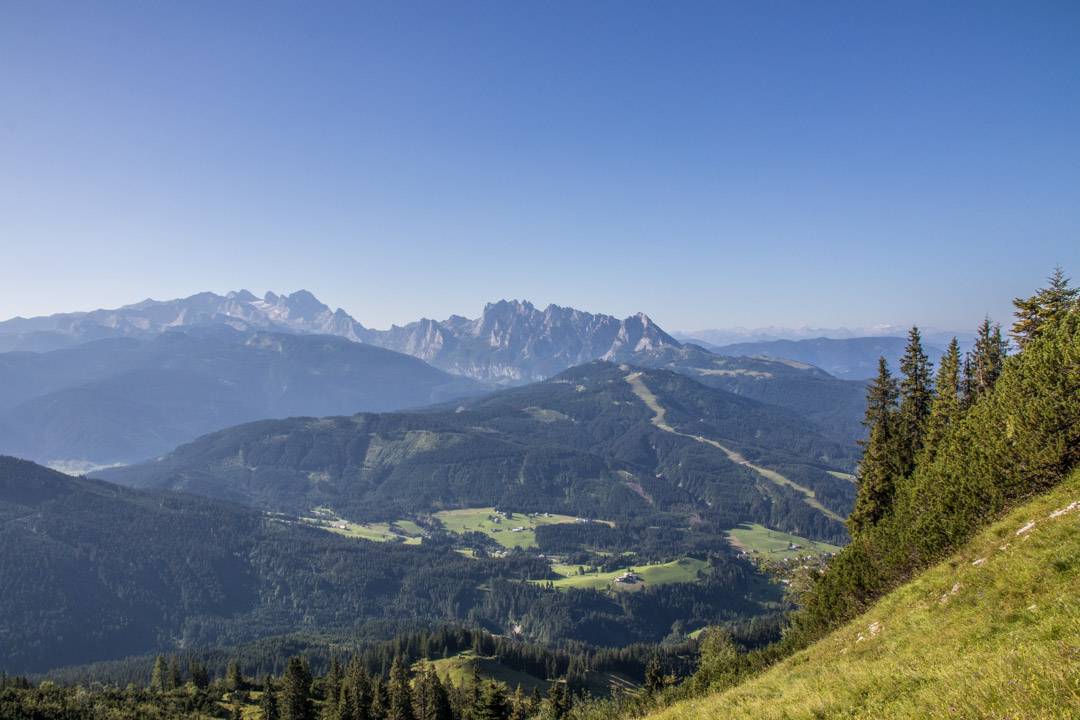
[0,455,779,675]
[563,270,1080,719]
[103,362,857,543]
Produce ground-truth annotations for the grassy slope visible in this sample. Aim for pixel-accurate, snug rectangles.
[434,507,587,549]
[541,557,710,591]
[648,468,1080,720]
[728,523,841,560]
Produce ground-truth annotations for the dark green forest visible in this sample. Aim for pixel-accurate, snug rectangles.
[102,362,856,544]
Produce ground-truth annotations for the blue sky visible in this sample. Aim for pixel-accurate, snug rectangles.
[1,1,1077,332]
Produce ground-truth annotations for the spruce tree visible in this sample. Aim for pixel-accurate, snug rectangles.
[644,655,664,695]
[150,655,167,693]
[346,657,372,720]
[167,656,182,690]
[545,680,572,719]
[1012,266,1079,348]
[189,659,210,690]
[475,681,510,720]
[509,686,528,720]
[323,655,343,719]
[260,675,280,720]
[963,316,1007,406]
[226,660,243,692]
[848,357,900,535]
[370,676,388,720]
[412,666,452,720]
[386,657,414,720]
[922,338,962,463]
[336,683,355,720]
[282,656,314,720]
[896,325,933,476]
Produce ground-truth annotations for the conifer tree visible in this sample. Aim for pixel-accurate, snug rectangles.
[370,676,388,720]
[189,659,210,690]
[150,655,167,693]
[167,656,182,690]
[282,656,315,720]
[509,686,528,720]
[346,657,372,720]
[546,680,572,719]
[922,338,962,463]
[323,655,343,719]
[335,683,355,720]
[260,675,280,720]
[226,660,244,692]
[412,666,452,720]
[474,680,510,720]
[644,655,664,695]
[963,316,1007,406]
[1012,266,1079,348]
[386,657,414,720]
[896,326,933,476]
[848,357,900,535]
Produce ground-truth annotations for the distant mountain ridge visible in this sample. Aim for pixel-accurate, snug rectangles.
[707,336,947,380]
[368,299,681,383]
[0,289,368,352]
[1,290,870,446]
[0,327,481,467]
[0,293,682,385]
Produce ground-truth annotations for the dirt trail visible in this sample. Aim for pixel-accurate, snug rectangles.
[623,371,844,523]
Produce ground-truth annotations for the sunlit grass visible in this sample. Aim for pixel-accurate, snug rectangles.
[433,507,594,549]
[727,523,841,560]
[647,469,1080,720]
[537,557,709,591]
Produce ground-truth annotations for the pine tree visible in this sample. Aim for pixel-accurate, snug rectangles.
[260,675,280,720]
[386,657,414,720]
[896,326,933,476]
[282,656,315,720]
[848,357,900,535]
[1012,266,1079,348]
[922,338,962,463]
[150,655,167,693]
[963,316,1007,406]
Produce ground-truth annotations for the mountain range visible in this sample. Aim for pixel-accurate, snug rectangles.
[704,336,947,381]
[0,327,481,469]
[0,291,869,469]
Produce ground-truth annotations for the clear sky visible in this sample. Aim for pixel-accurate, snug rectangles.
[1,1,1077,333]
